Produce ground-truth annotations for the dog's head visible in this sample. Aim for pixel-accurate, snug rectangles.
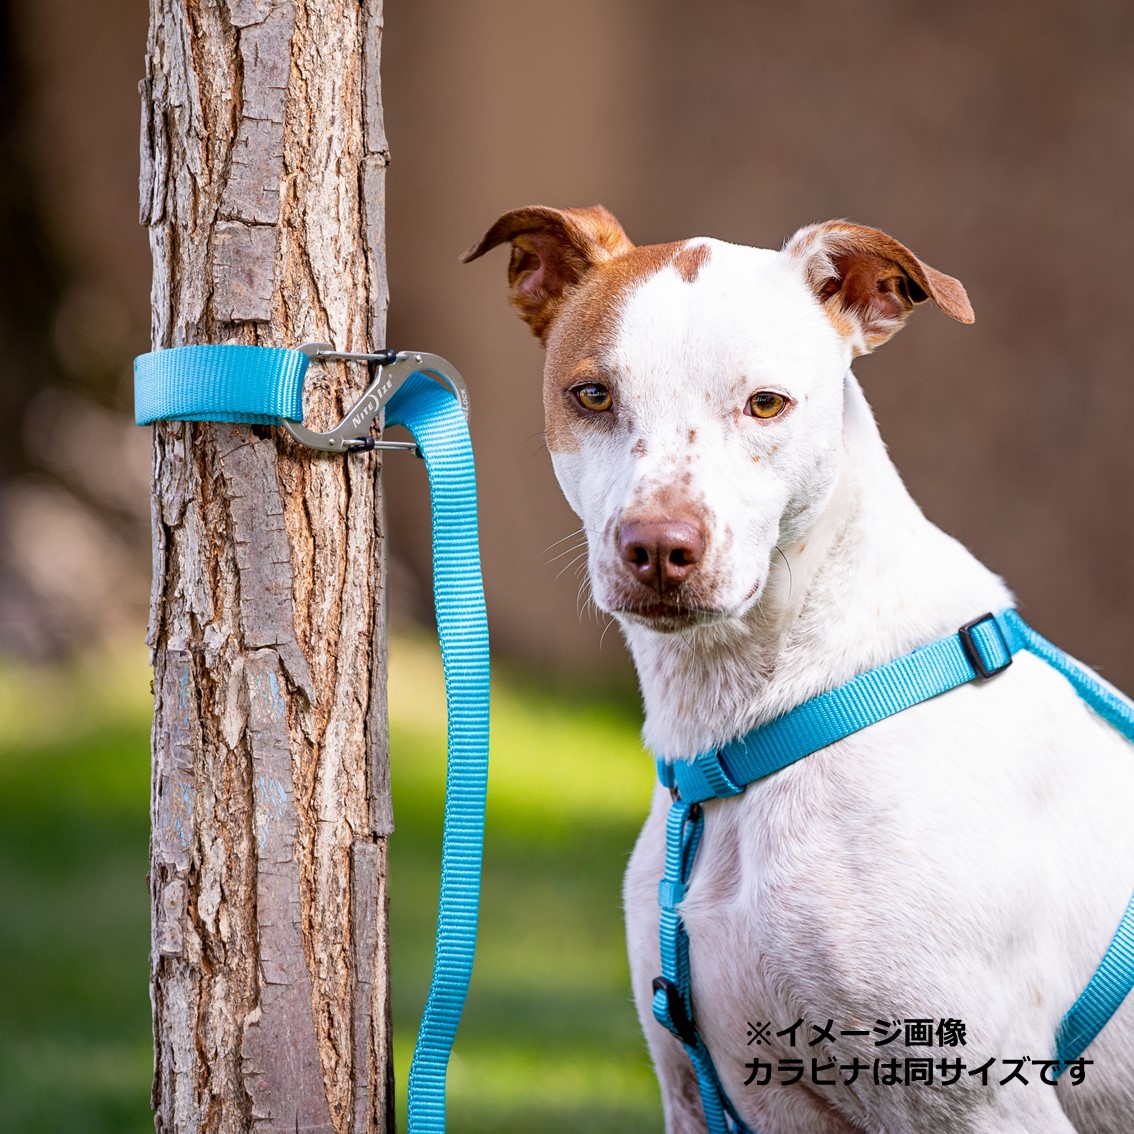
[464,206,973,636]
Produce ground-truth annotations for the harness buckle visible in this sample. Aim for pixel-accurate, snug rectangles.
[283,344,470,455]
[652,976,699,1046]
[958,613,1013,680]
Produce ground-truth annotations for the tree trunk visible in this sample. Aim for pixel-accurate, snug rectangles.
[139,2,393,1131]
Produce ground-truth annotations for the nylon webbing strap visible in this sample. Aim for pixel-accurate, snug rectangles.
[1056,902,1134,1068]
[135,345,489,1134]
[664,611,1018,805]
[387,373,491,1133]
[1000,612,1134,1070]
[134,344,308,424]
[653,801,749,1134]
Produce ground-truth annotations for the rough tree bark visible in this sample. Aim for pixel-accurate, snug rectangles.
[139,2,394,1131]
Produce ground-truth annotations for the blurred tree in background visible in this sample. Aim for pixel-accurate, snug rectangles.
[0,0,1132,684]
[0,0,150,660]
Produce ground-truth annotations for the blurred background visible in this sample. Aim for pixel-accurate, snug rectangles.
[1,0,1133,1130]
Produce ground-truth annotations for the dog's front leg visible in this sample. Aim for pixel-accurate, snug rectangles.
[624,787,867,1134]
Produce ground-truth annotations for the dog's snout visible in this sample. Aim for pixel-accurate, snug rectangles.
[618,519,705,593]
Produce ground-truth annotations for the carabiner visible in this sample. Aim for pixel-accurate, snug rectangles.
[282,343,470,454]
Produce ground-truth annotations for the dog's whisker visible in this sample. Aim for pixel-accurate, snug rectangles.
[545,540,585,562]
[526,431,550,459]
[542,527,585,556]
[774,544,793,599]
[598,616,618,649]
[554,550,590,582]
[575,577,596,622]
[547,541,587,567]
[676,628,698,658]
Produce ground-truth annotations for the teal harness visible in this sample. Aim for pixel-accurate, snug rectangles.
[652,610,1134,1133]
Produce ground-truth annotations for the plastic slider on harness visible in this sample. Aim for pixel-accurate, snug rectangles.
[652,976,698,1045]
[958,611,1013,680]
[283,343,471,456]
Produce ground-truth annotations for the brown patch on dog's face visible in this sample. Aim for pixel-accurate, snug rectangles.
[464,209,722,452]
[673,242,710,284]
[542,240,714,452]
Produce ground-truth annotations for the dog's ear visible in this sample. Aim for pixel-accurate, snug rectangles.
[461,205,634,342]
[784,221,974,355]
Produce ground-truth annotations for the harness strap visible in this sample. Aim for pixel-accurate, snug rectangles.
[653,800,750,1134]
[136,345,489,1134]
[655,610,1134,1130]
[660,611,1015,805]
[1007,617,1134,1068]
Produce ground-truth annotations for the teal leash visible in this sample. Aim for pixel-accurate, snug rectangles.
[386,373,490,1131]
[136,343,489,1134]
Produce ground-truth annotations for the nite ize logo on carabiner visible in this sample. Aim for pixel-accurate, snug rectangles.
[344,381,393,432]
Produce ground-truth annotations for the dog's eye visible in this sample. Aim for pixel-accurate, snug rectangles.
[746,391,789,420]
[572,383,613,413]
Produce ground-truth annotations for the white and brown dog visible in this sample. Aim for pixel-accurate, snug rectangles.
[463,205,1134,1134]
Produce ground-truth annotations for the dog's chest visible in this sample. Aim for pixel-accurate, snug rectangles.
[645,670,1134,1067]
[675,751,885,1054]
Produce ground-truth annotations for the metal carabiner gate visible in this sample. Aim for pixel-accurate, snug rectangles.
[283,343,470,455]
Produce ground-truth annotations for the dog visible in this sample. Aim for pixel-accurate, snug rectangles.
[462,205,1134,1134]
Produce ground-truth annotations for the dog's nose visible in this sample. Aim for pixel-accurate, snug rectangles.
[618,519,705,593]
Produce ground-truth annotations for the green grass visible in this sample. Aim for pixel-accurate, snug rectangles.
[0,650,154,1134]
[387,637,660,1133]
[0,639,662,1132]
